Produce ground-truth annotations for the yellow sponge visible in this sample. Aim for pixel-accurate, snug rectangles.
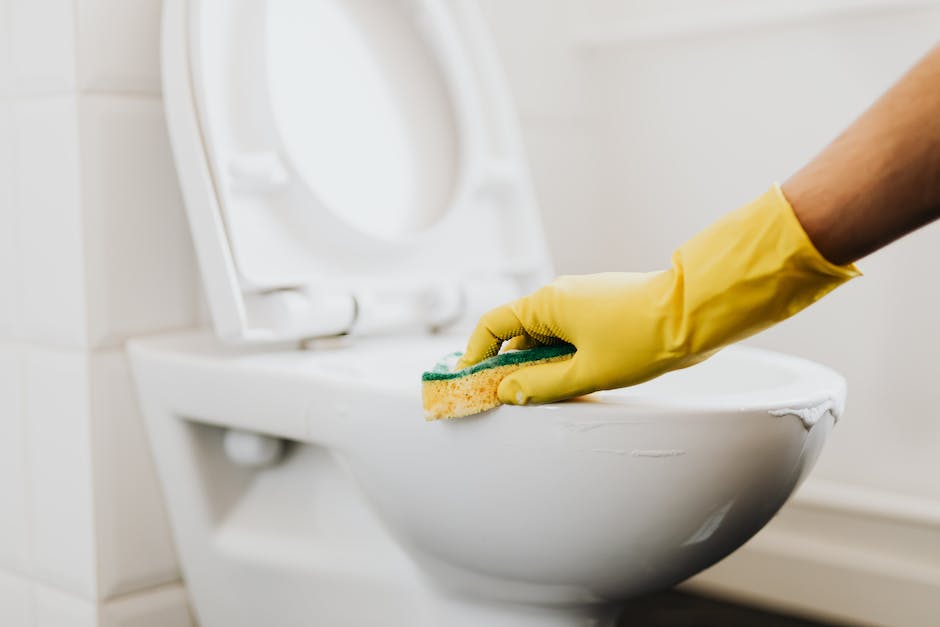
[421,344,576,421]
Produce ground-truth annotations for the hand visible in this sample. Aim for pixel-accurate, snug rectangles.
[458,185,860,406]
[457,271,702,405]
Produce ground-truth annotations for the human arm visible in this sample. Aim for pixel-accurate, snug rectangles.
[457,43,940,405]
[785,43,940,264]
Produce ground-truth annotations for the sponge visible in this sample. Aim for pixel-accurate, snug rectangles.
[421,343,576,420]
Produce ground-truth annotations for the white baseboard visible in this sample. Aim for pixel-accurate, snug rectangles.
[681,478,940,627]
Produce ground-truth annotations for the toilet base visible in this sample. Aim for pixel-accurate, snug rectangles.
[429,595,622,627]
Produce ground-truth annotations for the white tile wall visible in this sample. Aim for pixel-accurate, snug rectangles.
[12,96,87,347]
[9,0,77,94]
[1,343,186,604]
[478,0,589,119]
[79,96,196,348]
[0,345,30,576]
[0,570,33,627]
[24,347,96,599]
[2,0,196,622]
[517,119,606,275]
[33,583,97,627]
[76,0,162,94]
[0,100,19,337]
[90,351,179,599]
[0,0,12,95]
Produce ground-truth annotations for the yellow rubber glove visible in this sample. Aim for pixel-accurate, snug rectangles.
[457,185,860,405]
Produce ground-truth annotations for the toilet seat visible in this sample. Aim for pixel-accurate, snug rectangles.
[163,0,552,344]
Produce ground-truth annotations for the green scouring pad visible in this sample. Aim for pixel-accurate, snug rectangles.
[421,343,576,420]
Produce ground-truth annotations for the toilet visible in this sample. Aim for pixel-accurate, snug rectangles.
[128,1,847,626]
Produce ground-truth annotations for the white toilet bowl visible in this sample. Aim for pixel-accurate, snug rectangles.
[140,0,848,624]
[129,332,841,627]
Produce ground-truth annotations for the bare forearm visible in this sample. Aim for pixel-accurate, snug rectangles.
[783,44,940,265]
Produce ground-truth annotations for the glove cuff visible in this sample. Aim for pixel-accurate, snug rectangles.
[769,182,862,281]
[669,184,861,354]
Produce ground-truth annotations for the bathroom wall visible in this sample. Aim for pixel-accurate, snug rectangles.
[0,1,196,625]
[480,0,940,625]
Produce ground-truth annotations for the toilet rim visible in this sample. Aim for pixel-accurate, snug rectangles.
[127,331,844,460]
[143,331,846,419]
[288,339,847,426]
[568,347,845,418]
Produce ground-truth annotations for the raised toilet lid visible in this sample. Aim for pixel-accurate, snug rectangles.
[161,0,552,344]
